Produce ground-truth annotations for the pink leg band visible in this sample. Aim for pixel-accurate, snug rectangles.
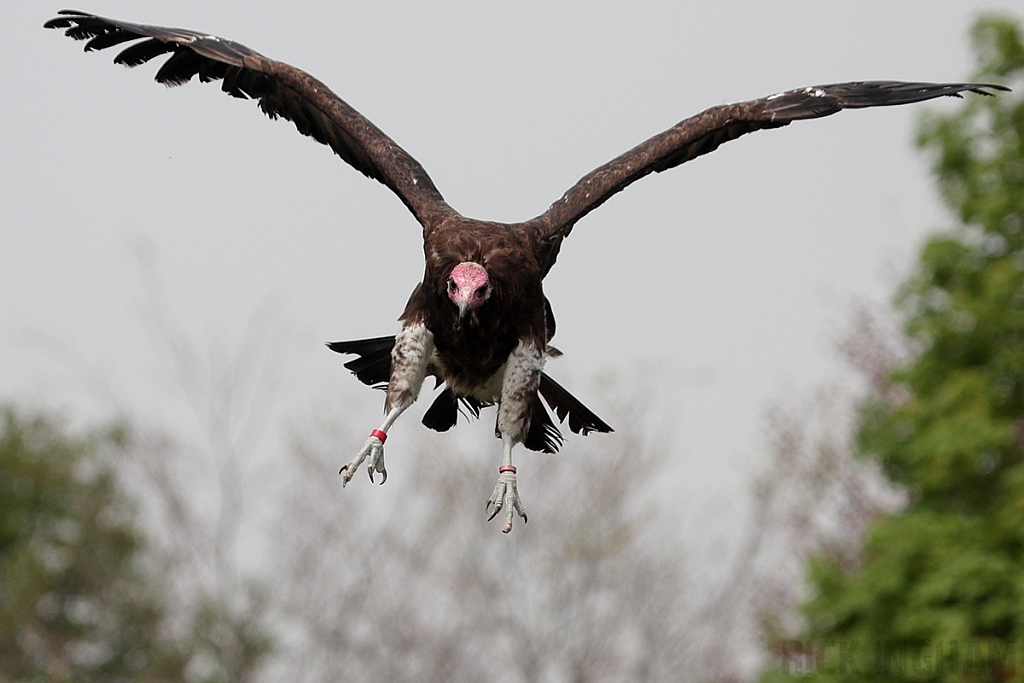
[370,429,387,443]
[499,465,517,474]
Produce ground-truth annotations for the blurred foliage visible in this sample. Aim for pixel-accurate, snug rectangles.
[762,14,1024,683]
[0,407,189,681]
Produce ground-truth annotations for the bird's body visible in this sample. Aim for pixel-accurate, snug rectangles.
[46,9,1009,531]
[418,218,547,395]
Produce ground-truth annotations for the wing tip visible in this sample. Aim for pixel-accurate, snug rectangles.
[44,9,91,29]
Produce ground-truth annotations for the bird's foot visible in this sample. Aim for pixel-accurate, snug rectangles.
[340,433,387,485]
[486,466,527,533]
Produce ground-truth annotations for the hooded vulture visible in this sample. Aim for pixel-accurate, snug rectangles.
[46,9,1008,532]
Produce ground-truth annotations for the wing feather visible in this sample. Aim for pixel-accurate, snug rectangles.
[113,38,176,67]
[539,81,1009,241]
[45,10,455,228]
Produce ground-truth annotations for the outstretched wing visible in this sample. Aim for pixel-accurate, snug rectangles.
[45,10,455,228]
[539,81,1009,240]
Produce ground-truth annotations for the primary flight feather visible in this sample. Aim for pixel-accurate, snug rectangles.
[46,9,1008,532]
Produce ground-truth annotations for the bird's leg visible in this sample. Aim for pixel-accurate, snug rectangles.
[486,434,528,533]
[340,321,434,487]
[340,404,407,485]
[485,339,542,533]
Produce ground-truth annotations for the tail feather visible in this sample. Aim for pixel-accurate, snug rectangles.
[326,335,396,357]
[422,388,488,433]
[326,336,395,388]
[539,374,614,435]
[422,387,458,431]
[522,393,565,454]
[327,334,613,441]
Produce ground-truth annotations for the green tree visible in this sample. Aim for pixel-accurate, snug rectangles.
[0,407,189,681]
[762,15,1024,683]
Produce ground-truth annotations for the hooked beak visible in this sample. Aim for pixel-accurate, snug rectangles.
[457,299,470,324]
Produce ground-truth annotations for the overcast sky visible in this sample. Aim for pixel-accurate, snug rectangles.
[3,1,1021,533]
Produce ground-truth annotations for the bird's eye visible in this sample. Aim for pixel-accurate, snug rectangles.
[447,278,457,292]
[476,286,488,298]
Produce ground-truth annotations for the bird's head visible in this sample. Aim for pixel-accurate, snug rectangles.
[447,261,491,323]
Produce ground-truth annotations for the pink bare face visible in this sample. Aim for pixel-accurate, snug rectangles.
[447,262,491,316]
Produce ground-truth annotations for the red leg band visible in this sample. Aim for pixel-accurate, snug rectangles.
[499,465,517,474]
[370,429,387,443]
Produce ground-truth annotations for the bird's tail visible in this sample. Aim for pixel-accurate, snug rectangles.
[327,335,614,452]
[538,373,613,436]
[326,336,395,389]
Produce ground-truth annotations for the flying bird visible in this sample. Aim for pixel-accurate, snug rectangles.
[45,10,1008,532]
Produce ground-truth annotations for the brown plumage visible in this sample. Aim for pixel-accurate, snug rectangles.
[46,10,1009,531]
